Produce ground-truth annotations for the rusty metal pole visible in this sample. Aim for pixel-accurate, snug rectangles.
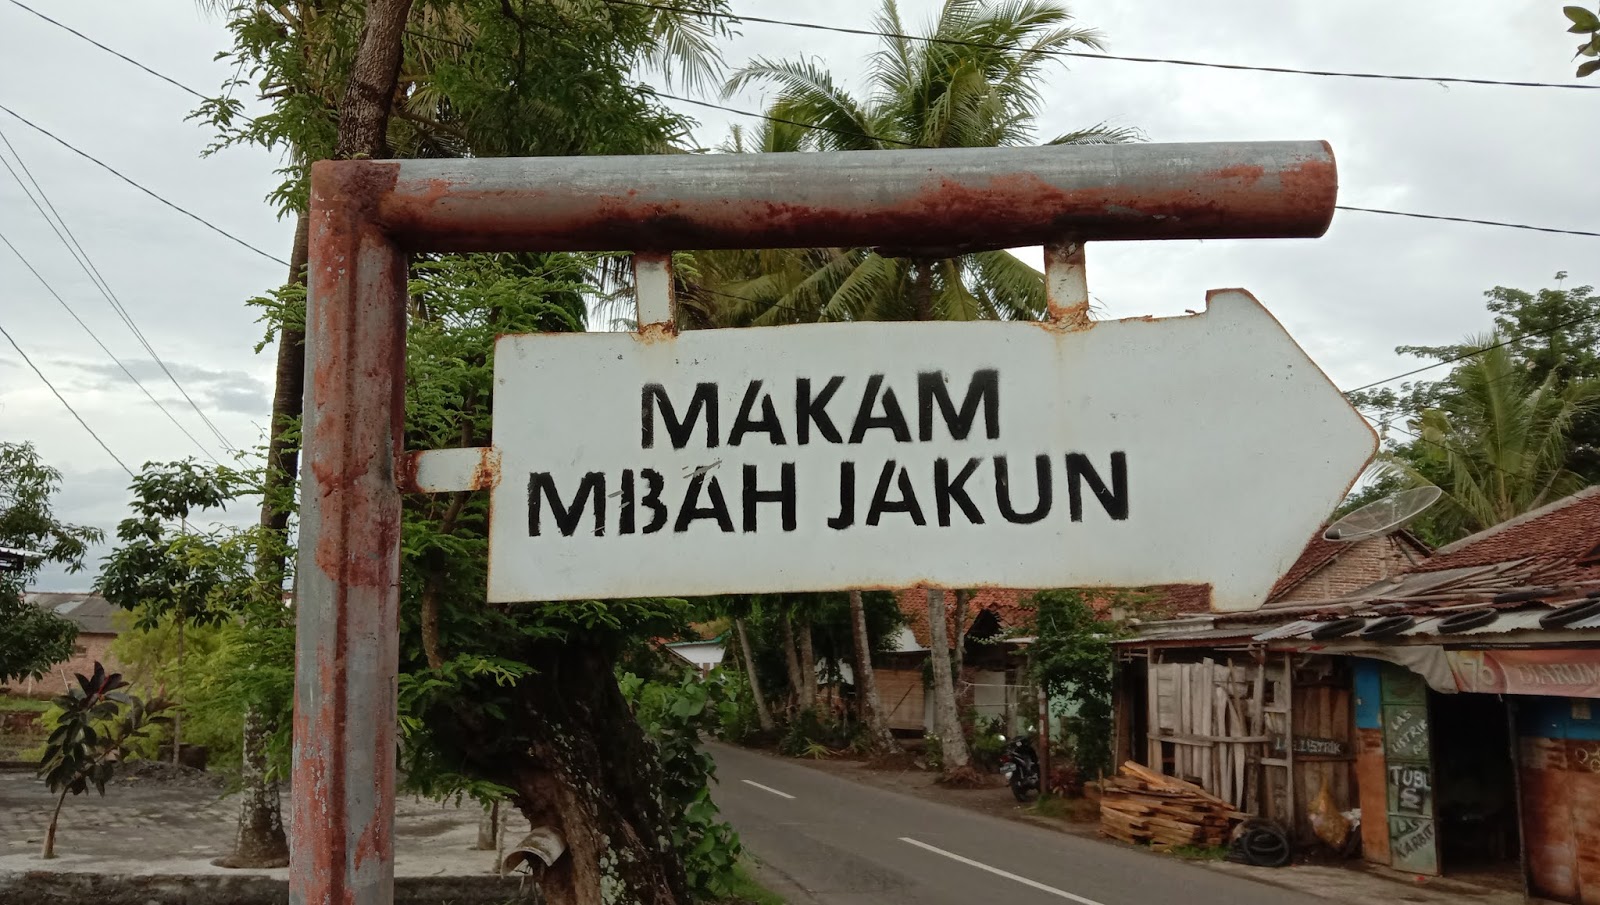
[291,162,408,905]
[289,141,1340,903]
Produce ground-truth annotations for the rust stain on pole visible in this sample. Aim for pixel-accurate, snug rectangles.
[368,142,1337,253]
[291,160,406,905]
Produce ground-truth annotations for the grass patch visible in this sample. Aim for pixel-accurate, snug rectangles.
[1161,844,1228,861]
[0,696,51,713]
[1027,794,1099,822]
[718,860,787,905]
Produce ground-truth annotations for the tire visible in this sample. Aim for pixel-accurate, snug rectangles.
[1310,617,1366,640]
[1540,598,1600,629]
[1011,776,1037,803]
[1359,615,1416,639]
[1436,607,1498,634]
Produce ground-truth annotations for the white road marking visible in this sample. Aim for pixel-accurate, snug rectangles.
[740,779,795,800]
[899,837,1108,905]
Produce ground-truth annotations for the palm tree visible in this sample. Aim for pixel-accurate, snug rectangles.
[1382,336,1600,537]
[695,0,1135,775]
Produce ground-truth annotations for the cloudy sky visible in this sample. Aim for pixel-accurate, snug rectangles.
[2,0,1595,589]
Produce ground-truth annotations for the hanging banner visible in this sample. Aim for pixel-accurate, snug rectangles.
[1448,649,1600,699]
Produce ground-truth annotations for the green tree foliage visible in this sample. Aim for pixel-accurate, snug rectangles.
[678,0,1136,327]
[36,663,169,858]
[1023,589,1144,779]
[728,591,902,716]
[1565,6,1600,78]
[1348,278,1600,542]
[619,668,743,899]
[0,441,103,684]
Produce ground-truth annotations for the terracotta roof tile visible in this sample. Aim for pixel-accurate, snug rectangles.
[1412,486,1600,576]
[894,583,1210,648]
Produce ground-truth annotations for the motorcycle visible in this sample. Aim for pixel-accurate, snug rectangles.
[997,735,1041,802]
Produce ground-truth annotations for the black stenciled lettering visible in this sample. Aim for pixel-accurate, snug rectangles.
[865,460,926,526]
[848,374,911,444]
[993,455,1051,524]
[528,472,605,537]
[796,376,844,445]
[828,461,856,529]
[620,469,636,534]
[674,473,734,533]
[918,370,999,441]
[1066,451,1129,521]
[729,380,787,446]
[934,457,985,526]
[638,468,668,533]
[641,382,718,449]
[743,463,796,533]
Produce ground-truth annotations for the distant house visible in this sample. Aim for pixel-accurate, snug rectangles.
[878,586,1214,736]
[3,592,123,698]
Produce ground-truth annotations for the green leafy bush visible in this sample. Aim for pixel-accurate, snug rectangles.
[620,669,743,900]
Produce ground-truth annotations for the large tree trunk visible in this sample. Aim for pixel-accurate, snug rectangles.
[214,705,290,868]
[780,611,810,712]
[735,618,775,732]
[434,642,690,905]
[925,589,971,771]
[850,591,896,752]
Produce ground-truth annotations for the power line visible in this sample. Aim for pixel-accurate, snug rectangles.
[22,0,1595,246]
[0,226,221,463]
[0,103,288,266]
[4,0,210,102]
[657,90,1600,241]
[1334,206,1600,239]
[0,129,237,453]
[0,320,134,477]
[1343,306,1600,395]
[605,0,1600,92]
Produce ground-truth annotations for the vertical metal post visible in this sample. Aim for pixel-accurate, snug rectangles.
[1043,238,1089,327]
[632,252,677,330]
[291,162,408,905]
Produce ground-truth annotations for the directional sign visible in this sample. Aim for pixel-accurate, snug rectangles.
[481,289,1374,611]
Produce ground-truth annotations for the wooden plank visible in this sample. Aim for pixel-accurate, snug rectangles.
[1198,659,1213,792]
[1284,652,1297,842]
[1146,655,1160,768]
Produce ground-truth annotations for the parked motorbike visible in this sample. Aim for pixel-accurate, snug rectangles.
[997,735,1041,802]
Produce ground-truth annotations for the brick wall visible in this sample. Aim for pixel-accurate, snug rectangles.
[2,632,121,698]
[1274,536,1420,603]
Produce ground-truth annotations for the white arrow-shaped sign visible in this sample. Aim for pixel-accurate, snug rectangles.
[467,289,1373,611]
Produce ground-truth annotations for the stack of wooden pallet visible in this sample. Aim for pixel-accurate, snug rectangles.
[1099,761,1247,848]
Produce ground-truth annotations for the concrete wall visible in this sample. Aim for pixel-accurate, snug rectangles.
[1275,536,1420,603]
[3,632,120,698]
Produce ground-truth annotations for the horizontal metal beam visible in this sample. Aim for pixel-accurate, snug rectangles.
[331,141,1336,254]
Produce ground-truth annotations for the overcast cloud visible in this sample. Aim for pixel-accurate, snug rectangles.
[2,0,1595,589]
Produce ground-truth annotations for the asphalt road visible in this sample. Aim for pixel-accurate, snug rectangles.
[709,742,1328,905]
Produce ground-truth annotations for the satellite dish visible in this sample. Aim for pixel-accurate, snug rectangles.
[1323,486,1442,542]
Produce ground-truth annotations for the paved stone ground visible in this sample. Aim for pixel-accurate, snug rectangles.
[0,765,531,878]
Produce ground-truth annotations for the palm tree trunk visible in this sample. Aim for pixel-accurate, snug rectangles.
[850,591,896,751]
[735,618,775,732]
[781,611,809,712]
[952,589,968,703]
[798,615,817,709]
[214,705,290,867]
[926,588,971,770]
[172,613,183,766]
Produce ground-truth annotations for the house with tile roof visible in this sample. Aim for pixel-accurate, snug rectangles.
[2,591,124,698]
[1110,486,1600,900]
